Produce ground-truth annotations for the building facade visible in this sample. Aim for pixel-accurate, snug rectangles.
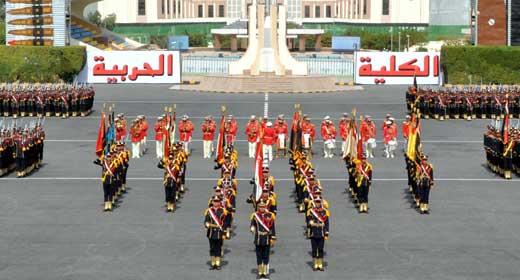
[85,0,429,24]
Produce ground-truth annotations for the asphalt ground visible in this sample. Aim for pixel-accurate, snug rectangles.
[1,85,520,280]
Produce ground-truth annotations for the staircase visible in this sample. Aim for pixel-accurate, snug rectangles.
[71,15,132,50]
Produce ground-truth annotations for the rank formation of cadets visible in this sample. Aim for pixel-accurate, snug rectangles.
[289,105,330,272]
[157,106,189,213]
[0,117,45,177]
[0,83,95,118]
[204,107,237,271]
[93,105,130,212]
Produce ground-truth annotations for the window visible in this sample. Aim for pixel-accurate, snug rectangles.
[304,5,310,17]
[315,6,320,18]
[198,5,203,17]
[219,5,225,17]
[167,0,170,14]
[208,4,214,17]
[138,0,146,16]
[382,0,389,15]
[326,5,331,18]
[161,0,165,14]
[363,0,367,15]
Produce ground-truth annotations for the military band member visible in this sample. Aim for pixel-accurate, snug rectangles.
[246,115,261,158]
[250,201,276,278]
[201,116,216,159]
[204,196,228,270]
[274,115,288,158]
[179,115,194,155]
[321,116,337,158]
[306,198,330,271]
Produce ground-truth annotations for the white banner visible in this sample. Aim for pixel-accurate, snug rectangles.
[77,51,181,84]
[354,52,440,85]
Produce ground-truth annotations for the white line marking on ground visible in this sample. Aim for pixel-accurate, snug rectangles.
[0,177,517,182]
[264,92,269,119]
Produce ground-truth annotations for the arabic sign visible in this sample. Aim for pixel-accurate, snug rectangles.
[354,52,440,85]
[77,51,181,84]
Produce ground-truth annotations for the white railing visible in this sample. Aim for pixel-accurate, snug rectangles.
[182,55,354,77]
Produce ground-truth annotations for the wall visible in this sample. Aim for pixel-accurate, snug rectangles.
[477,0,506,45]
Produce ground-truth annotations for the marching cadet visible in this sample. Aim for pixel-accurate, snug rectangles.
[274,115,288,158]
[321,116,337,158]
[383,119,398,158]
[93,151,116,211]
[246,115,261,158]
[201,116,216,159]
[217,170,238,191]
[306,198,330,271]
[178,115,194,155]
[263,122,276,162]
[204,196,228,270]
[154,116,165,159]
[416,155,434,214]
[250,201,276,279]
[158,154,179,212]
[355,155,373,213]
[361,116,376,158]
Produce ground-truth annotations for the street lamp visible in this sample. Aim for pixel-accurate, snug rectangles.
[406,34,410,51]
[398,31,401,52]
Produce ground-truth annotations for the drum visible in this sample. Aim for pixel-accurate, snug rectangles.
[367,138,377,149]
[303,133,311,148]
[388,139,397,151]
[278,134,285,149]
[325,139,336,149]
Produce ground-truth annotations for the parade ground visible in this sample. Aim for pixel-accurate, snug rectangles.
[1,85,519,280]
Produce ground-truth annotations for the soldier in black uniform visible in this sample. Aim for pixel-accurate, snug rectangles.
[158,154,179,212]
[250,201,276,278]
[416,155,434,214]
[204,196,228,270]
[306,198,330,271]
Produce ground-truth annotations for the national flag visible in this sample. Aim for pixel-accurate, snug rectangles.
[253,139,264,201]
[95,112,106,157]
[356,119,363,159]
[290,110,301,152]
[216,113,226,162]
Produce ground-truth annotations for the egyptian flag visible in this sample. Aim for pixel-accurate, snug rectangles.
[216,114,226,162]
[356,119,364,159]
[95,112,106,157]
[289,110,301,152]
[406,114,421,161]
[345,119,358,159]
[253,139,264,201]
[163,121,170,160]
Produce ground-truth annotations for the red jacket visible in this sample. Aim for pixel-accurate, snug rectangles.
[263,127,276,145]
[130,124,142,143]
[178,120,194,142]
[225,121,238,143]
[245,121,261,143]
[360,121,376,142]
[141,121,149,137]
[116,125,126,142]
[301,121,316,139]
[274,122,288,136]
[201,120,216,141]
[383,125,398,144]
[154,121,164,141]
[321,123,337,141]
[402,121,410,139]
[339,120,349,140]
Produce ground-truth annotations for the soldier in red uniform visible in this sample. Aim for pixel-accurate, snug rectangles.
[360,116,377,158]
[263,122,276,162]
[201,116,216,159]
[321,116,337,158]
[140,116,149,155]
[130,119,142,158]
[274,115,288,158]
[338,113,350,156]
[154,116,165,159]
[224,115,238,146]
[402,115,411,147]
[179,115,194,155]
[115,117,127,144]
[383,120,398,158]
[245,115,261,158]
[301,115,316,155]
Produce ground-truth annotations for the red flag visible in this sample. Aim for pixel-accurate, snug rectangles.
[356,120,364,159]
[503,99,510,144]
[95,112,106,157]
[254,139,264,201]
[163,125,170,160]
[216,114,226,162]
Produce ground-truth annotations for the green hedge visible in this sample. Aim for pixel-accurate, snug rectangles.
[0,46,86,82]
[442,46,520,84]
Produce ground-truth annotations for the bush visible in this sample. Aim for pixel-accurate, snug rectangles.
[338,30,427,51]
[0,46,86,82]
[0,22,5,45]
[102,13,117,31]
[441,46,520,84]
[187,33,208,47]
[150,35,168,49]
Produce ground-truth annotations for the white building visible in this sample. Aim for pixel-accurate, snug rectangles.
[85,0,429,24]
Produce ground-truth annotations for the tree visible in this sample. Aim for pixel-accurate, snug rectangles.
[87,11,102,26]
[102,13,117,31]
